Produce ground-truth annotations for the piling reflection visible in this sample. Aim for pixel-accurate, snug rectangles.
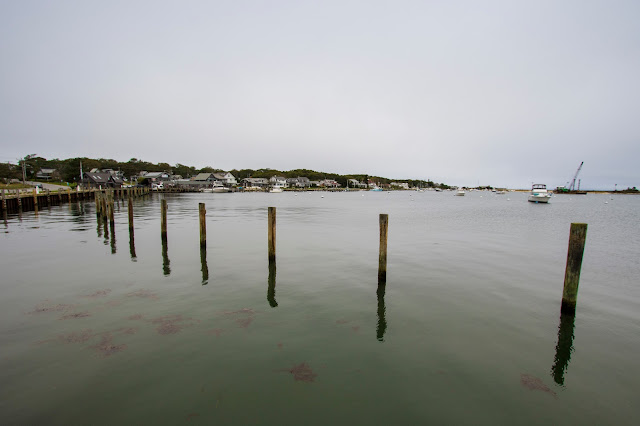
[200,247,209,285]
[551,312,576,386]
[103,216,109,245]
[376,284,387,341]
[109,223,116,254]
[97,218,103,238]
[129,232,137,261]
[161,236,171,276]
[3,210,7,228]
[267,262,278,307]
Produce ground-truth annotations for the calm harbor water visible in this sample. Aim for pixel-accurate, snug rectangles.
[1,190,639,424]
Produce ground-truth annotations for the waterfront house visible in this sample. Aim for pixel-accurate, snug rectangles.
[213,172,237,187]
[242,178,269,189]
[286,177,311,188]
[142,171,172,181]
[82,172,123,188]
[319,179,341,188]
[269,176,288,188]
[36,168,60,181]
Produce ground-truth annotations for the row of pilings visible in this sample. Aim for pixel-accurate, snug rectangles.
[1,186,151,214]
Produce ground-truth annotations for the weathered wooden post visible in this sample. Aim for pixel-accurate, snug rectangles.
[1,189,6,211]
[33,188,38,209]
[67,188,71,203]
[378,214,389,285]
[161,199,168,239]
[268,207,276,264]
[95,191,101,217]
[376,284,387,341]
[109,195,115,226]
[128,195,134,234]
[267,262,278,307]
[561,223,588,315]
[200,246,209,285]
[46,189,51,206]
[199,203,206,248]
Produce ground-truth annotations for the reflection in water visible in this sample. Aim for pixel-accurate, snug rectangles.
[103,216,109,245]
[110,223,116,254]
[376,284,387,341]
[3,210,7,229]
[551,312,576,386]
[129,230,137,261]
[200,247,209,285]
[161,235,171,276]
[267,262,278,307]
[18,207,22,222]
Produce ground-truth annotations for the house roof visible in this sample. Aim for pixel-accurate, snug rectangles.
[192,173,214,181]
[84,172,111,182]
[39,168,56,174]
[143,172,166,178]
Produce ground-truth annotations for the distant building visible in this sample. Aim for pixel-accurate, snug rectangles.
[82,172,123,188]
[270,176,288,188]
[286,177,311,188]
[213,172,237,187]
[242,178,269,189]
[36,168,60,181]
[142,171,172,181]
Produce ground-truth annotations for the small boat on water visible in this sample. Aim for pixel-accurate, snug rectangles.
[200,182,231,193]
[455,189,465,196]
[528,184,551,203]
[269,187,283,193]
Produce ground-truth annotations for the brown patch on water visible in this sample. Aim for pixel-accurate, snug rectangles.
[520,374,557,398]
[223,308,255,315]
[207,328,224,337]
[115,327,137,335]
[81,289,112,298]
[150,314,194,335]
[126,289,159,300]
[186,413,200,420]
[90,333,127,357]
[28,301,75,314]
[127,314,144,320]
[58,329,95,344]
[59,311,91,320]
[351,326,360,332]
[336,319,350,324]
[277,342,283,349]
[236,317,253,329]
[277,362,318,383]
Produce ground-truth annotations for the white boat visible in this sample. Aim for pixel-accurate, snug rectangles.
[200,182,231,193]
[269,187,283,193]
[528,184,551,203]
[455,189,465,196]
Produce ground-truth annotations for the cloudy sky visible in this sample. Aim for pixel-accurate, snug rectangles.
[1,0,638,189]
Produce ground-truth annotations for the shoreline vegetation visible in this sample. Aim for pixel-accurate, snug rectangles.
[2,155,637,193]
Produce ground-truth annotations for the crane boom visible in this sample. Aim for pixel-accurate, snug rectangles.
[568,162,584,191]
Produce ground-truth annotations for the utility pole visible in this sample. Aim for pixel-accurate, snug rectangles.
[22,161,26,185]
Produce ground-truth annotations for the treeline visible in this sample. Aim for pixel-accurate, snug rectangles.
[2,155,447,188]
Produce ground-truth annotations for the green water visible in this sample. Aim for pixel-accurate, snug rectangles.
[1,191,639,424]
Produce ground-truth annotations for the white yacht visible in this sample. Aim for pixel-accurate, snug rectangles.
[528,184,551,203]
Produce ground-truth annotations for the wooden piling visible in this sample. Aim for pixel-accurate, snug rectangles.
[561,223,588,315]
[16,190,22,208]
[33,188,38,208]
[378,214,389,285]
[268,207,276,263]
[1,189,6,210]
[109,196,115,225]
[128,196,134,234]
[161,199,167,239]
[199,203,206,248]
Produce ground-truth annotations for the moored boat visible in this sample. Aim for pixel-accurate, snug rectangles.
[528,184,551,203]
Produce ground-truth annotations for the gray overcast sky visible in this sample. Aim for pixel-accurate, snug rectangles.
[1,0,639,189]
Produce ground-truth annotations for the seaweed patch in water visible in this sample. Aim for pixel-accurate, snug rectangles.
[236,317,253,328]
[28,301,75,314]
[126,289,159,300]
[277,362,318,383]
[57,329,95,344]
[520,374,557,398]
[91,333,127,357]
[207,328,224,337]
[59,311,91,320]
[223,308,255,316]
[81,289,112,298]
[150,314,195,335]
[127,314,145,320]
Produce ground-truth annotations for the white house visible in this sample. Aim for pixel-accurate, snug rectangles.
[213,172,237,187]
[269,176,288,188]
